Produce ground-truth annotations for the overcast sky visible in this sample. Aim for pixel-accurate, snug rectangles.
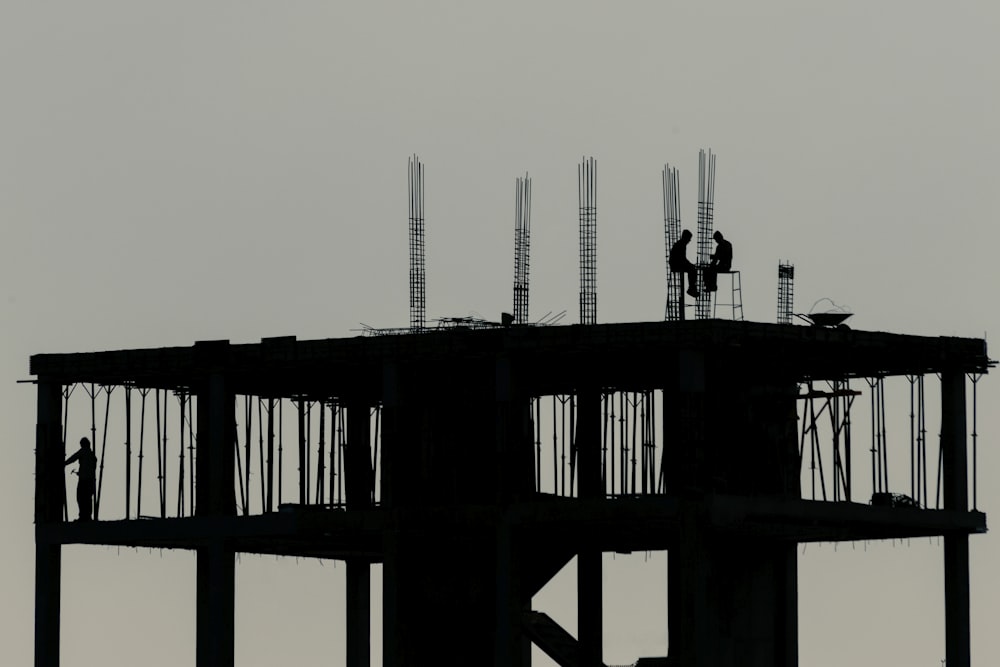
[2,2,999,665]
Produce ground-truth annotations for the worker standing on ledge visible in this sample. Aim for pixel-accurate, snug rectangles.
[65,437,97,521]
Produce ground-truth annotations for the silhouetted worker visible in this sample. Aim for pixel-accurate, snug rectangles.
[669,229,700,297]
[704,230,733,292]
[65,437,97,521]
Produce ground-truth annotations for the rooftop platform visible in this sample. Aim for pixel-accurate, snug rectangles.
[29,320,993,397]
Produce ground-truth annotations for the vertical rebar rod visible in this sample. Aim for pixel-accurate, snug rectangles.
[409,154,426,331]
[258,398,265,510]
[137,388,147,518]
[831,384,841,502]
[161,390,168,517]
[338,405,346,506]
[333,403,341,505]
[266,398,275,512]
[869,379,878,495]
[569,394,577,496]
[177,392,186,517]
[534,398,541,493]
[297,399,306,505]
[601,393,609,493]
[85,383,98,518]
[880,380,890,492]
[915,376,922,504]
[513,174,532,325]
[317,402,326,505]
[909,376,917,500]
[234,420,246,516]
[125,385,132,519]
[695,149,716,320]
[189,394,195,515]
[552,396,558,494]
[61,384,74,522]
[94,385,113,520]
[278,399,283,507]
[244,395,251,514]
[663,165,682,321]
[970,373,981,510]
[618,391,628,495]
[559,396,566,496]
[777,262,795,324]
[372,404,381,505]
[845,391,853,502]
[630,392,638,495]
[155,389,163,517]
[607,394,615,495]
[578,156,597,325]
[88,383,97,468]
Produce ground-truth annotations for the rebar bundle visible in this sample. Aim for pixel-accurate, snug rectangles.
[778,261,795,324]
[408,155,426,331]
[695,149,716,320]
[513,174,532,325]
[578,157,597,325]
[662,165,682,321]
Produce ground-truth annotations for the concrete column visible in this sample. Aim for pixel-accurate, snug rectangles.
[346,401,372,667]
[35,379,63,667]
[194,345,235,667]
[941,370,970,667]
[578,551,603,667]
[346,560,370,667]
[576,389,603,666]
[35,543,61,667]
[379,362,399,667]
[495,515,530,667]
[196,541,235,666]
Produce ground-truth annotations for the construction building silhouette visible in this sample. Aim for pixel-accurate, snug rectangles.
[31,155,991,666]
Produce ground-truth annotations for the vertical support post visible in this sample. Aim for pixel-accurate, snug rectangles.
[576,388,603,666]
[494,358,530,667]
[297,399,307,505]
[941,370,970,667]
[578,156,598,325]
[495,515,529,667]
[35,379,63,667]
[194,342,235,667]
[125,386,132,519]
[266,398,275,512]
[346,560,370,667]
[346,400,372,667]
[196,540,235,667]
[408,154,426,332]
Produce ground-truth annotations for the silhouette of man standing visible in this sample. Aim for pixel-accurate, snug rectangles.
[669,229,700,297]
[704,230,733,292]
[65,437,97,521]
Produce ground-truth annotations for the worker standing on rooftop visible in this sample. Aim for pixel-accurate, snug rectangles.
[65,437,97,521]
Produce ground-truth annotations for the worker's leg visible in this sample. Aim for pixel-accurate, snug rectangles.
[686,268,700,296]
[705,267,717,292]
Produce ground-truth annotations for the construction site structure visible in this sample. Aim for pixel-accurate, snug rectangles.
[778,261,795,324]
[32,320,990,667]
[408,154,426,331]
[662,165,682,322]
[694,149,716,320]
[513,174,532,325]
[578,156,597,325]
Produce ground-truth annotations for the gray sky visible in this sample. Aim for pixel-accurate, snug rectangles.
[2,2,998,665]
